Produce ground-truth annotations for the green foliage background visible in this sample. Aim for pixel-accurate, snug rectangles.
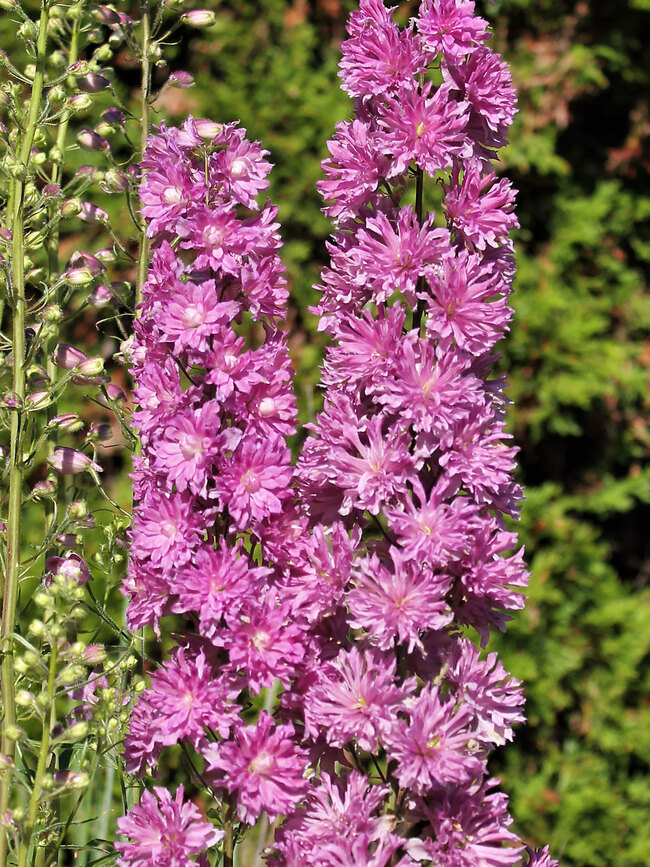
[4,0,649,862]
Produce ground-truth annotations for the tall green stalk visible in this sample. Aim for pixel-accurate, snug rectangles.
[0,5,51,862]
[136,0,152,307]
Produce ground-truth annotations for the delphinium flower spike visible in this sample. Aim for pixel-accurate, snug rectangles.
[118,119,309,865]
[265,1,558,864]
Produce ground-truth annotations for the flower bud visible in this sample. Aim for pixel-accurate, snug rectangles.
[68,722,89,741]
[47,448,102,475]
[48,84,66,105]
[88,422,112,441]
[105,383,126,402]
[182,10,216,27]
[91,284,113,307]
[64,267,94,286]
[77,356,105,376]
[102,106,125,126]
[33,593,49,609]
[95,247,117,264]
[54,343,87,370]
[30,480,56,500]
[76,72,111,93]
[25,391,50,410]
[83,645,106,665]
[77,128,109,151]
[168,71,194,89]
[194,119,222,139]
[94,45,113,63]
[67,93,93,114]
[36,691,50,710]
[100,168,129,193]
[94,4,121,24]
[48,413,83,432]
[18,21,38,42]
[67,500,89,520]
[61,198,82,218]
[15,690,34,707]
[3,725,23,742]
[79,202,108,223]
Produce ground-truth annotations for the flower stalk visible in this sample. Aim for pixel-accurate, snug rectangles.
[0,5,51,857]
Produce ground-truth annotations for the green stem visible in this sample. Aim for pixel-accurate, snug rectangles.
[17,641,57,867]
[0,4,51,862]
[135,0,151,308]
[412,167,426,332]
[223,794,235,867]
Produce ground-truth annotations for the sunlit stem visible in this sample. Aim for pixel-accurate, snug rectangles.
[0,4,51,861]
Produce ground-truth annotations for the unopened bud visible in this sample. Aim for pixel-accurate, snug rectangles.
[54,343,87,370]
[68,722,88,740]
[67,93,93,113]
[47,448,102,475]
[77,357,105,376]
[182,10,216,27]
[94,5,120,25]
[67,500,89,520]
[168,70,194,89]
[76,72,111,93]
[194,118,222,139]
[61,198,82,217]
[101,168,129,193]
[36,692,50,710]
[18,21,38,41]
[15,690,34,707]
[77,128,109,151]
[79,202,108,223]
[48,85,66,105]
[3,725,23,742]
[64,267,94,286]
[49,413,83,432]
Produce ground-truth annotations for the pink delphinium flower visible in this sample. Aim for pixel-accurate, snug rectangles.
[205,713,309,825]
[115,785,223,867]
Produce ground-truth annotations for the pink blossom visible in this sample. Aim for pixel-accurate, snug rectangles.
[204,712,309,824]
[116,785,222,867]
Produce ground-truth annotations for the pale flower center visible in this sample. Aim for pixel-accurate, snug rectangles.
[203,223,225,247]
[250,750,274,776]
[161,519,178,539]
[230,158,247,177]
[163,186,183,204]
[179,433,204,461]
[183,304,205,328]
[241,468,261,493]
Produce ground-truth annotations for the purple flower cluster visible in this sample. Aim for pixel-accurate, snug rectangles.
[118,119,308,865]
[266,1,553,865]
[117,4,558,865]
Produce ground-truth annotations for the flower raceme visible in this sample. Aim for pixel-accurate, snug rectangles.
[117,2,558,866]
[117,119,309,863]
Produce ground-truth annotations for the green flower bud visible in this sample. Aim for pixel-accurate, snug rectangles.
[48,145,64,165]
[11,807,25,822]
[15,690,34,707]
[70,605,86,621]
[68,721,88,739]
[41,773,55,790]
[33,592,49,608]
[3,725,24,741]
[95,45,113,63]
[48,85,66,105]
[61,198,82,218]
[29,618,46,635]
[18,21,38,42]
[36,691,50,710]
